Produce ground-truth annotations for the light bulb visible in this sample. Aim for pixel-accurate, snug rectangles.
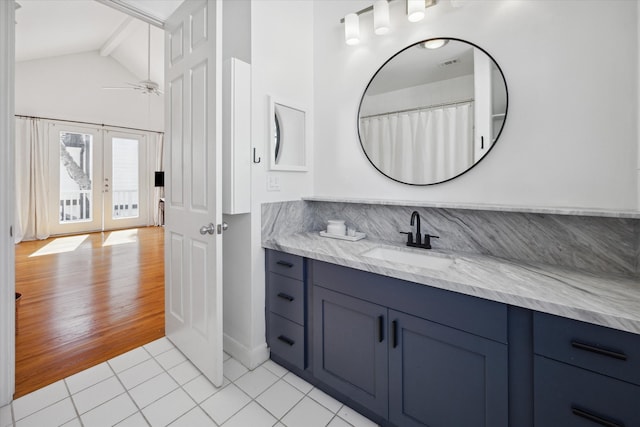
[421,39,449,49]
[407,0,425,22]
[374,0,390,35]
[344,13,360,45]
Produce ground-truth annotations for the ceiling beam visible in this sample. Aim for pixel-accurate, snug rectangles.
[95,0,165,29]
[100,16,137,57]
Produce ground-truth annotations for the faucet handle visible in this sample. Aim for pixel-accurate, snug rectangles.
[399,231,413,244]
[423,234,439,249]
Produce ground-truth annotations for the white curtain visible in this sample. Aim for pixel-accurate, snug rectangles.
[361,102,474,184]
[14,117,50,242]
[152,133,164,226]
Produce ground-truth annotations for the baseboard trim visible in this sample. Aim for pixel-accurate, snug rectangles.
[223,334,269,370]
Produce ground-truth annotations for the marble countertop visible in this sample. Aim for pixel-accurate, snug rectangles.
[303,196,640,219]
[263,232,640,335]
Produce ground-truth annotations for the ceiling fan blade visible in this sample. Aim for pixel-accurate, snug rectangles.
[101,26,163,97]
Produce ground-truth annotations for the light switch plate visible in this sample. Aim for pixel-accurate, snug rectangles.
[267,175,280,192]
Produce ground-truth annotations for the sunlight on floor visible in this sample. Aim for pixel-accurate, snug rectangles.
[103,229,139,247]
[29,235,89,257]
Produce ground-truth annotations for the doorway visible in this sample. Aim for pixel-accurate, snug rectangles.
[10,1,166,401]
[2,0,227,405]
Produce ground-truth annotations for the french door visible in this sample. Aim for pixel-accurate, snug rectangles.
[48,123,149,235]
[103,130,149,230]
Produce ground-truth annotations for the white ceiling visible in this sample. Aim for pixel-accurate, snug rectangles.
[367,40,475,95]
[15,0,183,88]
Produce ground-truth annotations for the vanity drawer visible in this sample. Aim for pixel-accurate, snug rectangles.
[268,272,304,325]
[267,250,304,280]
[268,312,305,370]
[533,312,640,385]
[534,356,640,427]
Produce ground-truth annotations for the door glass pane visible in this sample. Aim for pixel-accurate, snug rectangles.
[59,131,93,223]
[112,138,139,219]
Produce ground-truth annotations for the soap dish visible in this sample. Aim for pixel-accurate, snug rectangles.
[319,230,366,242]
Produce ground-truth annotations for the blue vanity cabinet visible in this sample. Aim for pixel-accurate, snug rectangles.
[265,250,306,370]
[388,310,508,427]
[533,312,640,426]
[312,286,389,418]
[311,259,508,427]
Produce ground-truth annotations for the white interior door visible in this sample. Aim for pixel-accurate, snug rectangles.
[164,0,224,386]
[103,130,149,230]
[48,123,104,235]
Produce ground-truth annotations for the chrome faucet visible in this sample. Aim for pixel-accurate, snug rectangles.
[400,211,439,249]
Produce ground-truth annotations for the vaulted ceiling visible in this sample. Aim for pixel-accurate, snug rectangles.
[15,0,184,89]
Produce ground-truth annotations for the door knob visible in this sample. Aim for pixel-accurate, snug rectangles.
[199,223,216,235]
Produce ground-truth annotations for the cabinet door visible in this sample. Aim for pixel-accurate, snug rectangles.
[389,310,508,427]
[313,286,388,418]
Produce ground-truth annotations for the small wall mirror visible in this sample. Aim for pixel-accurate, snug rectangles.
[269,97,307,171]
[358,38,508,185]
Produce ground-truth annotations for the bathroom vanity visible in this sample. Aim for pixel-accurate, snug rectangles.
[263,226,640,427]
[256,15,640,427]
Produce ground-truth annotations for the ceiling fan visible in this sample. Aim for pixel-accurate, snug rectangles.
[103,23,162,96]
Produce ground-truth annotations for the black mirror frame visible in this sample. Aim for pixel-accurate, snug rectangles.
[357,37,509,186]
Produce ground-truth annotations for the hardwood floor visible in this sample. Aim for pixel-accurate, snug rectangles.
[14,227,165,398]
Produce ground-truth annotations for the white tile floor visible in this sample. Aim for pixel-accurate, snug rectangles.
[1,338,380,427]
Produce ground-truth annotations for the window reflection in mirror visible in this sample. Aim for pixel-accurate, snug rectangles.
[270,99,307,171]
[358,38,508,185]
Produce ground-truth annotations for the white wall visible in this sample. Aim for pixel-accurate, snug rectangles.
[313,0,638,210]
[16,51,164,132]
[637,0,640,210]
[246,0,314,364]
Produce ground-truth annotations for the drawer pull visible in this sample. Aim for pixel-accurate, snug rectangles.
[571,406,624,427]
[277,335,295,346]
[378,315,384,343]
[276,260,294,268]
[571,340,628,361]
[277,292,295,302]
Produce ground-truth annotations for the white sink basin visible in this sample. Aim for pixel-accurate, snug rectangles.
[361,246,454,271]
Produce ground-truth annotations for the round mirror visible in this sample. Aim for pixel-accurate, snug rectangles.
[358,38,508,185]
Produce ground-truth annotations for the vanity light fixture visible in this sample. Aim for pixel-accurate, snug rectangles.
[344,13,360,45]
[421,39,449,49]
[373,0,390,35]
[341,0,438,45]
[407,0,425,22]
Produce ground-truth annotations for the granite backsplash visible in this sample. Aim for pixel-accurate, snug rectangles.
[262,200,640,278]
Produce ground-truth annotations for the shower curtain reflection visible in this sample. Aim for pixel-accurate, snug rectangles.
[360,102,474,184]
